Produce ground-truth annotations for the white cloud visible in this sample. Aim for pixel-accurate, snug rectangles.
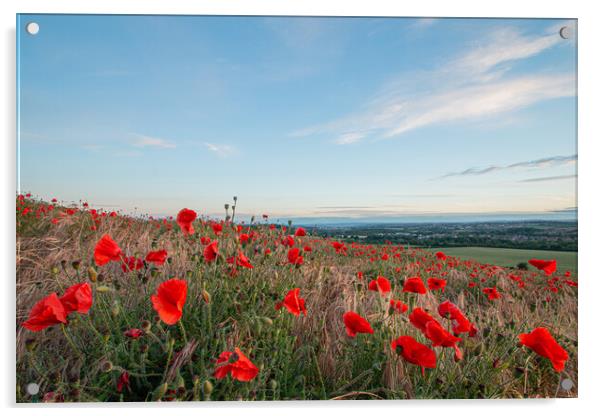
[131,134,176,149]
[291,24,575,144]
[203,142,237,158]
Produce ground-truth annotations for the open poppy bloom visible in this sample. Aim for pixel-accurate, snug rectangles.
[403,276,427,294]
[121,256,144,273]
[294,227,307,237]
[214,347,259,382]
[22,293,68,331]
[59,282,93,314]
[211,222,223,235]
[204,241,219,263]
[150,278,188,325]
[390,299,408,314]
[435,251,447,261]
[482,287,501,300]
[528,259,557,276]
[275,288,307,316]
[409,308,436,332]
[287,247,304,265]
[391,336,437,376]
[228,251,253,269]
[518,327,568,372]
[145,249,168,266]
[176,208,197,235]
[94,234,123,266]
[368,276,391,296]
[438,301,477,336]
[282,235,295,247]
[342,311,374,337]
[427,277,447,292]
[331,241,346,253]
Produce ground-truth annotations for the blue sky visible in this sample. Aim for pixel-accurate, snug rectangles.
[17,15,577,221]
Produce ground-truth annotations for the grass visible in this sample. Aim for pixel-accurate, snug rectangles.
[426,247,577,274]
[16,196,578,402]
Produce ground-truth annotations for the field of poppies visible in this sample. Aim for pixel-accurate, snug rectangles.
[15,194,578,402]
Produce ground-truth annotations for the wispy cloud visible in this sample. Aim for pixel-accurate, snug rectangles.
[131,134,176,149]
[520,174,577,183]
[440,155,576,179]
[203,142,237,158]
[291,23,575,144]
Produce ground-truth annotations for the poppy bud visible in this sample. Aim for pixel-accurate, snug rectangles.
[100,360,113,373]
[152,383,168,401]
[203,380,213,397]
[202,289,211,304]
[261,317,273,326]
[111,301,120,317]
[87,266,97,282]
[269,379,278,390]
[140,320,152,333]
[96,285,111,293]
[51,266,59,275]
[175,374,185,389]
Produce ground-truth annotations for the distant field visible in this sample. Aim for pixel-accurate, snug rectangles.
[427,246,578,274]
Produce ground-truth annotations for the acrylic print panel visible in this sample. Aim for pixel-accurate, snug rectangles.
[16,14,577,402]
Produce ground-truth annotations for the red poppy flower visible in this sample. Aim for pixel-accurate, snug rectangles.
[145,249,168,266]
[121,256,144,273]
[403,276,427,294]
[518,327,569,372]
[176,208,197,235]
[437,301,477,336]
[200,236,211,245]
[435,251,447,261]
[228,251,253,269]
[59,282,93,315]
[117,371,130,393]
[209,222,221,235]
[427,277,447,292]
[391,336,437,375]
[331,241,346,253]
[150,278,188,325]
[275,288,307,316]
[294,227,307,237]
[204,241,219,263]
[409,308,436,332]
[22,293,67,331]
[94,234,123,266]
[124,328,144,339]
[482,287,501,300]
[282,235,295,247]
[528,259,557,276]
[287,247,304,265]
[390,299,408,314]
[214,347,259,382]
[368,276,391,296]
[239,233,250,244]
[424,320,462,347]
[342,311,374,337]
[357,271,364,280]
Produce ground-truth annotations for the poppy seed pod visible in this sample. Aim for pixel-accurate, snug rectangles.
[141,320,152,332]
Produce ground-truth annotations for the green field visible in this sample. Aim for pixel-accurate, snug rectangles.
[426,247,578,275]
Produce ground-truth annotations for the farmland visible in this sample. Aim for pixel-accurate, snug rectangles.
[16,196,578,402]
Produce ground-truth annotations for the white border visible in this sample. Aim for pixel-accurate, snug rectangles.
[2,1,601,415]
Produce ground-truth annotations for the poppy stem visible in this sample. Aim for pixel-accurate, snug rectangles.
[178,320,188,343]
[61,324,82,357]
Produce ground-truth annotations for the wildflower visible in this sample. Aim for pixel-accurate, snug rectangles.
[121,256,144,273]
[528,259,557,276]
[368,276,391,296]
[94,234,122,266]
[59,282,93,315]
[391,336,436,375]
[482,287,501,300]
[150,278,188,325]
[437,301,477,336]
[145,249,168,266]
[22,293,67,331]
[427,277,447,292]
[342,311,374,337]
[275,288,307,316]
[389,299,408,314]
[403,276,427,294]
[294,227,307,237]
[211,222,223,235]
[518,327,569,372]
[228,251,253,269]
[176,208,197,235]
[117,371,130,393]
[282,235,295,247]
[214,348,259,382]
[239,233,250,244]
[435,251,447,261]
[124,328,144,339]
[287,247,304,265]
[204,241,219,263]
